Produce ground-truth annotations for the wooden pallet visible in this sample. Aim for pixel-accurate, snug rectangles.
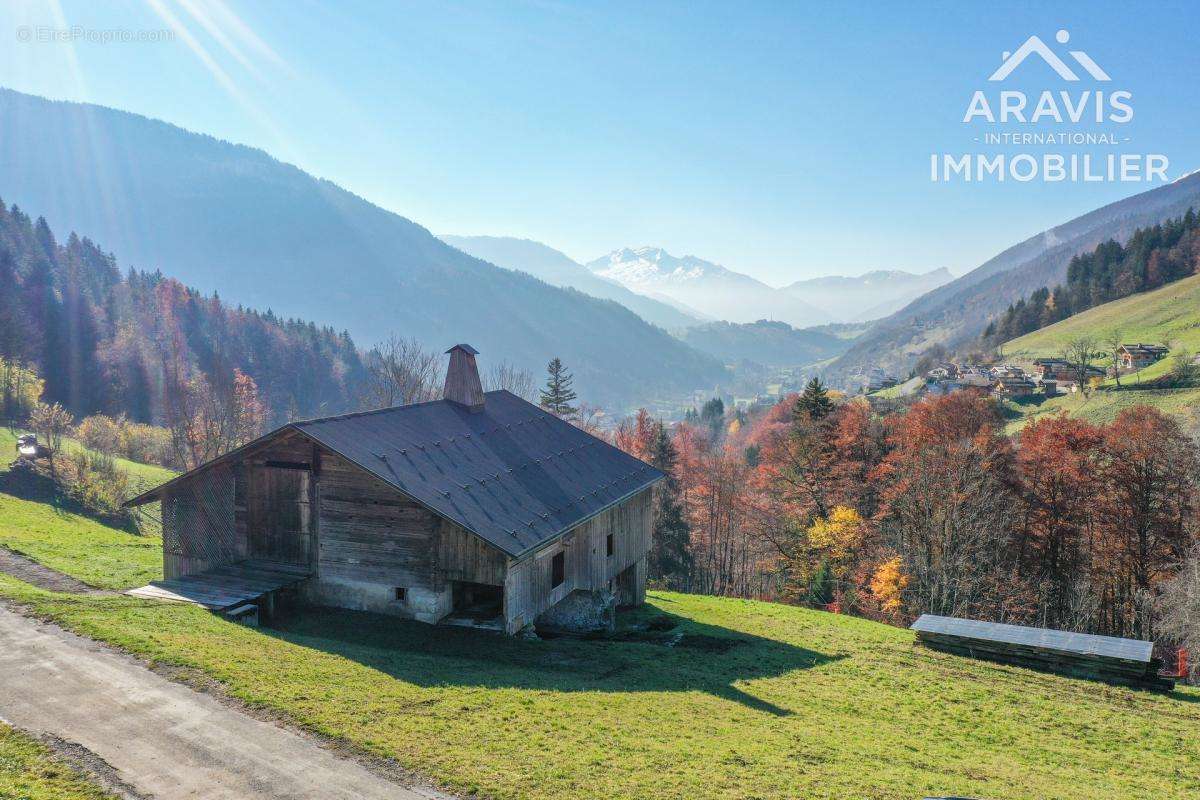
[125,559,311,611]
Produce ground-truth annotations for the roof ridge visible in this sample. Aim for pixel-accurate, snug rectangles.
[292,389,519,428]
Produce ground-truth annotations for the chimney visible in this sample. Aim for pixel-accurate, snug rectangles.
[443,344,485,412]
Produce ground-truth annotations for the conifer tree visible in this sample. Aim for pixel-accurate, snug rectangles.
[794,377,834,420]
[647,422,691,589]
[700,397,725,441]
[539,357,578,418]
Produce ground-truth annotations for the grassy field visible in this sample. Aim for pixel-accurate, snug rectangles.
[1,559,1198,799]
[3,444,1199,799]
[0,426,176,495]
[1003,272,1200,383]
[0,724,116,800]
[999,272,1200,432]
[1002,386,1200,435]
[0,492,161,589]
[0,425,167,589]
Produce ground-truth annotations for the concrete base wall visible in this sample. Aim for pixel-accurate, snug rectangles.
[301,577,453,623]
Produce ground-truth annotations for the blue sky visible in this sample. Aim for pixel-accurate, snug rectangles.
[0,0,1196,285]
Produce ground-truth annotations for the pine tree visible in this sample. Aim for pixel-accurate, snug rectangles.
[700,397,724,441]
[647,422,691,589]
[794,377,834,420]
[539,357,578,418]
[805,558,836,606]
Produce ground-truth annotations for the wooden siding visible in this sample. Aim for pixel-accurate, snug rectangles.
[315,451,442,588]
[435,519,506,586]
[157,425,652,632]
[504,487,653,632]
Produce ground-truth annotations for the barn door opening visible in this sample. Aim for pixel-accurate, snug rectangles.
[247,464,313,567]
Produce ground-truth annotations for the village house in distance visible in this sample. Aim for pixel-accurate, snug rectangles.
[126,345,663,635]
[862,342,1173,403]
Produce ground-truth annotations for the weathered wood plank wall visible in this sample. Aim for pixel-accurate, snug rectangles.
[504,487,652,632]
[316,452,442,587]
[237,432,316,567]
[435,519,506,586]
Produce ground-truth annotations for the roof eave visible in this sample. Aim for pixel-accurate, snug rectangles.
[122,423,302,507]
[507,473,665,561]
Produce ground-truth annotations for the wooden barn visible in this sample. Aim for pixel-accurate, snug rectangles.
[126,345,663,634]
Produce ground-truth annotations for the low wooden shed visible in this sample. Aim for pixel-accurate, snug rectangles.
[126,344,663,634]
[912,614,1173,690]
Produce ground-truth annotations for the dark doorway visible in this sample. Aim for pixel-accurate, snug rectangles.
[450,582,503,623]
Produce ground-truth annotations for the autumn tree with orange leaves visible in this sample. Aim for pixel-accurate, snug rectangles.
[611,389,1199,641]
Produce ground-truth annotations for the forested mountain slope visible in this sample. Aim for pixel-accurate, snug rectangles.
[988,211,1200,344]
[829,172,1200,382]
[0,88,724,408]
[678,320,852,367]
[0,199,364,425]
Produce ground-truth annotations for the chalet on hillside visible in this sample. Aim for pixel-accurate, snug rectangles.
[1033,358,1105,383]
[126,345,662,634]
[1119,343,1170,370]
[992,376,1038,398]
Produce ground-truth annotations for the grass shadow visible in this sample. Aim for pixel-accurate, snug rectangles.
[258,602,843,717]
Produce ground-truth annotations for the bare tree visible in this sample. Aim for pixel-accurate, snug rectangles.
[1105,330,1123,388]
[361,335,441,409]
[572,402,605,435]
[482,360,536,401]
[27,401,73,451]
[1172,348,1200,387]
[1160,547,1200,682]
[163,368,266,470]
[1061,335,1098,393]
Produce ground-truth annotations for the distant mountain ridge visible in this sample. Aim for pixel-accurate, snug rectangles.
[829,172,1200,382]
[439,235,701,329]
[678,319,853,368]
[782,267,953,323]
[0,87,726,409]
[587,246,832,328]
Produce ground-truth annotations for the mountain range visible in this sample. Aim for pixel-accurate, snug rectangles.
[438,235,701,329]
[828,172,1200,383]
[587,247,832,328]
[782,268,953,323]
[0,88,725,410]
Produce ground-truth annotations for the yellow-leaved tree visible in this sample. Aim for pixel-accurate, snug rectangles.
[806,506,864,563]
[870,556,909,616]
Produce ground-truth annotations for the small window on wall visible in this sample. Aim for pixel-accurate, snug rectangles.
[551,551,565,588]
[394,587,407,603]
[606,533,614,558]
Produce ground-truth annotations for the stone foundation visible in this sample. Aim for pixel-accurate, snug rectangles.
[534,589,617,635]
[301,577,452,623]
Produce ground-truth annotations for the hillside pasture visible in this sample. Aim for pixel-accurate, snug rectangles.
[1001,272,1200,431]
[0,507,1197,800]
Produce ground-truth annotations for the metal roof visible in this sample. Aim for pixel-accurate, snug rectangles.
[129,391,663,559]
[911,614,1153,663]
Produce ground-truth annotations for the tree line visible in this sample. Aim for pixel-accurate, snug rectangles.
[984,209,1200,344]
[616,380,1200,647]
[0,199,368,433]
